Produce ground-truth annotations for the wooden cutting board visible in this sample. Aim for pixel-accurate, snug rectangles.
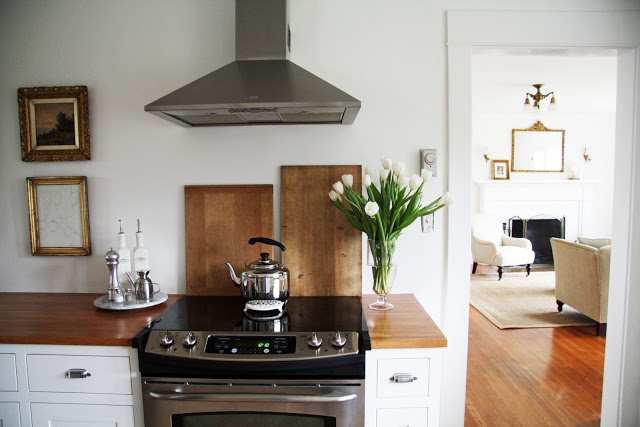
[185,185,274,296]
[281,165,362,296]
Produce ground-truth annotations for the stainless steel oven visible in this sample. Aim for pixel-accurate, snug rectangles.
[142,377,363,426]
[133,296,370,427]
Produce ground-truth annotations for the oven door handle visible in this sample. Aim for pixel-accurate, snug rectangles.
[149,390,357,403]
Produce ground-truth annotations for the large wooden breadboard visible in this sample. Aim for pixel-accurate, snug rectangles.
[281,165,362,296]
[185,185,274,296]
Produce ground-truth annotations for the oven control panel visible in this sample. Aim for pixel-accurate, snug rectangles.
[144,331,359,361]
[205,336,295,355]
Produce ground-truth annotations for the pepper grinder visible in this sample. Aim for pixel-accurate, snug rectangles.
[105,248,122,302]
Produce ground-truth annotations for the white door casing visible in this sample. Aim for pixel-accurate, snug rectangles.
[446,10,640,427]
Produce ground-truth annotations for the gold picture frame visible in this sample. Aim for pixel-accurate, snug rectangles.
[18,86,91,162]
[26,176,91,256]
[492,159,510,180]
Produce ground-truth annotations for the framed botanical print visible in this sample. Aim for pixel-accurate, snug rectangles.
[26,176,91,256]
[492,159,510,180]
[18,86,91,162]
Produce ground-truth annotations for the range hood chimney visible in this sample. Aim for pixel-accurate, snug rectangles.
[144,0,360,126]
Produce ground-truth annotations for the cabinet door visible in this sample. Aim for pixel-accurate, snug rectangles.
[0,402,21,427]
[0,353,18,391]
[31,403,134,427]
[377,407,428,427]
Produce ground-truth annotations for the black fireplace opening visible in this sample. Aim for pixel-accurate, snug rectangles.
[509,216,565,266]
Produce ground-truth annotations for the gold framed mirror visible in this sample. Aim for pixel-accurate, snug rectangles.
[511,121,565,172]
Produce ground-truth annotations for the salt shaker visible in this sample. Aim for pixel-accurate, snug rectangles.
[105,248,122,302]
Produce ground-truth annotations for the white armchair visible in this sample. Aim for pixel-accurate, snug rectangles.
[471,214,535,280]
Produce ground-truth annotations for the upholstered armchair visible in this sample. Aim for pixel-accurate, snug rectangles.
[471,214,535,280]
[550,237,611,337]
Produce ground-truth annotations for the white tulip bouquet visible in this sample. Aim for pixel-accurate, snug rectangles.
[329,157,454,302]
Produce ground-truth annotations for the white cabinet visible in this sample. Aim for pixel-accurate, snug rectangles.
[0,345,143,427]
[0,354,18,392]
[377,407,429,427]
[376,357,430,399]
[0,402,21,427]
[31,403,134,426]
[365,348,442,427]
[27,354,132,394]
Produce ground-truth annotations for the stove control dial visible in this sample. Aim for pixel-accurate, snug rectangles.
[182,332,197,348]
[158,331,174,347]
[330,331,347,348]
[307,332,323,348]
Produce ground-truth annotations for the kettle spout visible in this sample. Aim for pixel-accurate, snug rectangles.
[224,263,242,287]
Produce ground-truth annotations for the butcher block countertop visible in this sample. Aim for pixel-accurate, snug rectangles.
[0,293,182,346]
[363,294,447,349]
[0,293,445,349]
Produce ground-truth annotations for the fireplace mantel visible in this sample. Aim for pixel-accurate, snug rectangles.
[474,180,596,241]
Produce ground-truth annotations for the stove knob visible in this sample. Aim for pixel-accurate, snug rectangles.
[182,332,197,348]
[307,332,323,348]
[158,331,174,347]
[331,332,347,348]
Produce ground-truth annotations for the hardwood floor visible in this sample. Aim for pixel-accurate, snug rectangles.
[465,305,606,426]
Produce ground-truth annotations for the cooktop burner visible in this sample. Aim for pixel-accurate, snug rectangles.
[142,295,368,333]
[133,296,371,379]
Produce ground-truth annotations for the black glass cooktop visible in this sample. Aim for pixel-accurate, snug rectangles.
[143,295,369,339]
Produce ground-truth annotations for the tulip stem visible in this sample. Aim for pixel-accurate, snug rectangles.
[369,239,396,297]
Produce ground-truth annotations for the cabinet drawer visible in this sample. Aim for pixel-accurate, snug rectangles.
[377,407,428,427]
[27,354,132,395]
[31,403,134,427]
[377,357,429,398]
[0,353,18,391]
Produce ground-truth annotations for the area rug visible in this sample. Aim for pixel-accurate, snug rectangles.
[470,271,595,329]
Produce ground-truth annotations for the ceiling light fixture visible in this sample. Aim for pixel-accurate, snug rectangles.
[523,84,557,112]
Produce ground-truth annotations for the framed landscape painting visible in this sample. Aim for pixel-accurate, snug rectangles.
[26,176,91,256]
[18,86,91,162]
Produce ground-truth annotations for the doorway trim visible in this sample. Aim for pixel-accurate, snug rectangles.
[445,10,640,426]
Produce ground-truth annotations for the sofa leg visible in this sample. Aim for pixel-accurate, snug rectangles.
[472,262,478,274]
[596,323,607,337]
[526,264,531,276]
[556,300,564,312]
[497,266,503,280]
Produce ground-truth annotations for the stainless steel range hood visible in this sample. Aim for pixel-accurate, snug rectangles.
[144,0,360,126]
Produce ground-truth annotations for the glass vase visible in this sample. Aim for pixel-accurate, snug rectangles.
[367,239,397,310]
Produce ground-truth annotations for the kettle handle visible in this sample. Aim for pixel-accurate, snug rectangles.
[248,237,286,252]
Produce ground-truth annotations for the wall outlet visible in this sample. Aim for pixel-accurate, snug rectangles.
[420,149,437,177]
[421,213,435,233]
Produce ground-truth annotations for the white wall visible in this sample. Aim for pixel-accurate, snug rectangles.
[472,54,617,238]
[1,2,637,426]
[0,1,444,312]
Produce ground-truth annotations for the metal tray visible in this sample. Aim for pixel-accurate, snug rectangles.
[94,292,168,310]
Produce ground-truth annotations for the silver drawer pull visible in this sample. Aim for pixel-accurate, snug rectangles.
[66,368,92,379]
[390,373,417,383]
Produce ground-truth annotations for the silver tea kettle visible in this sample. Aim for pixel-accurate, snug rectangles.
[225,237,289,301]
